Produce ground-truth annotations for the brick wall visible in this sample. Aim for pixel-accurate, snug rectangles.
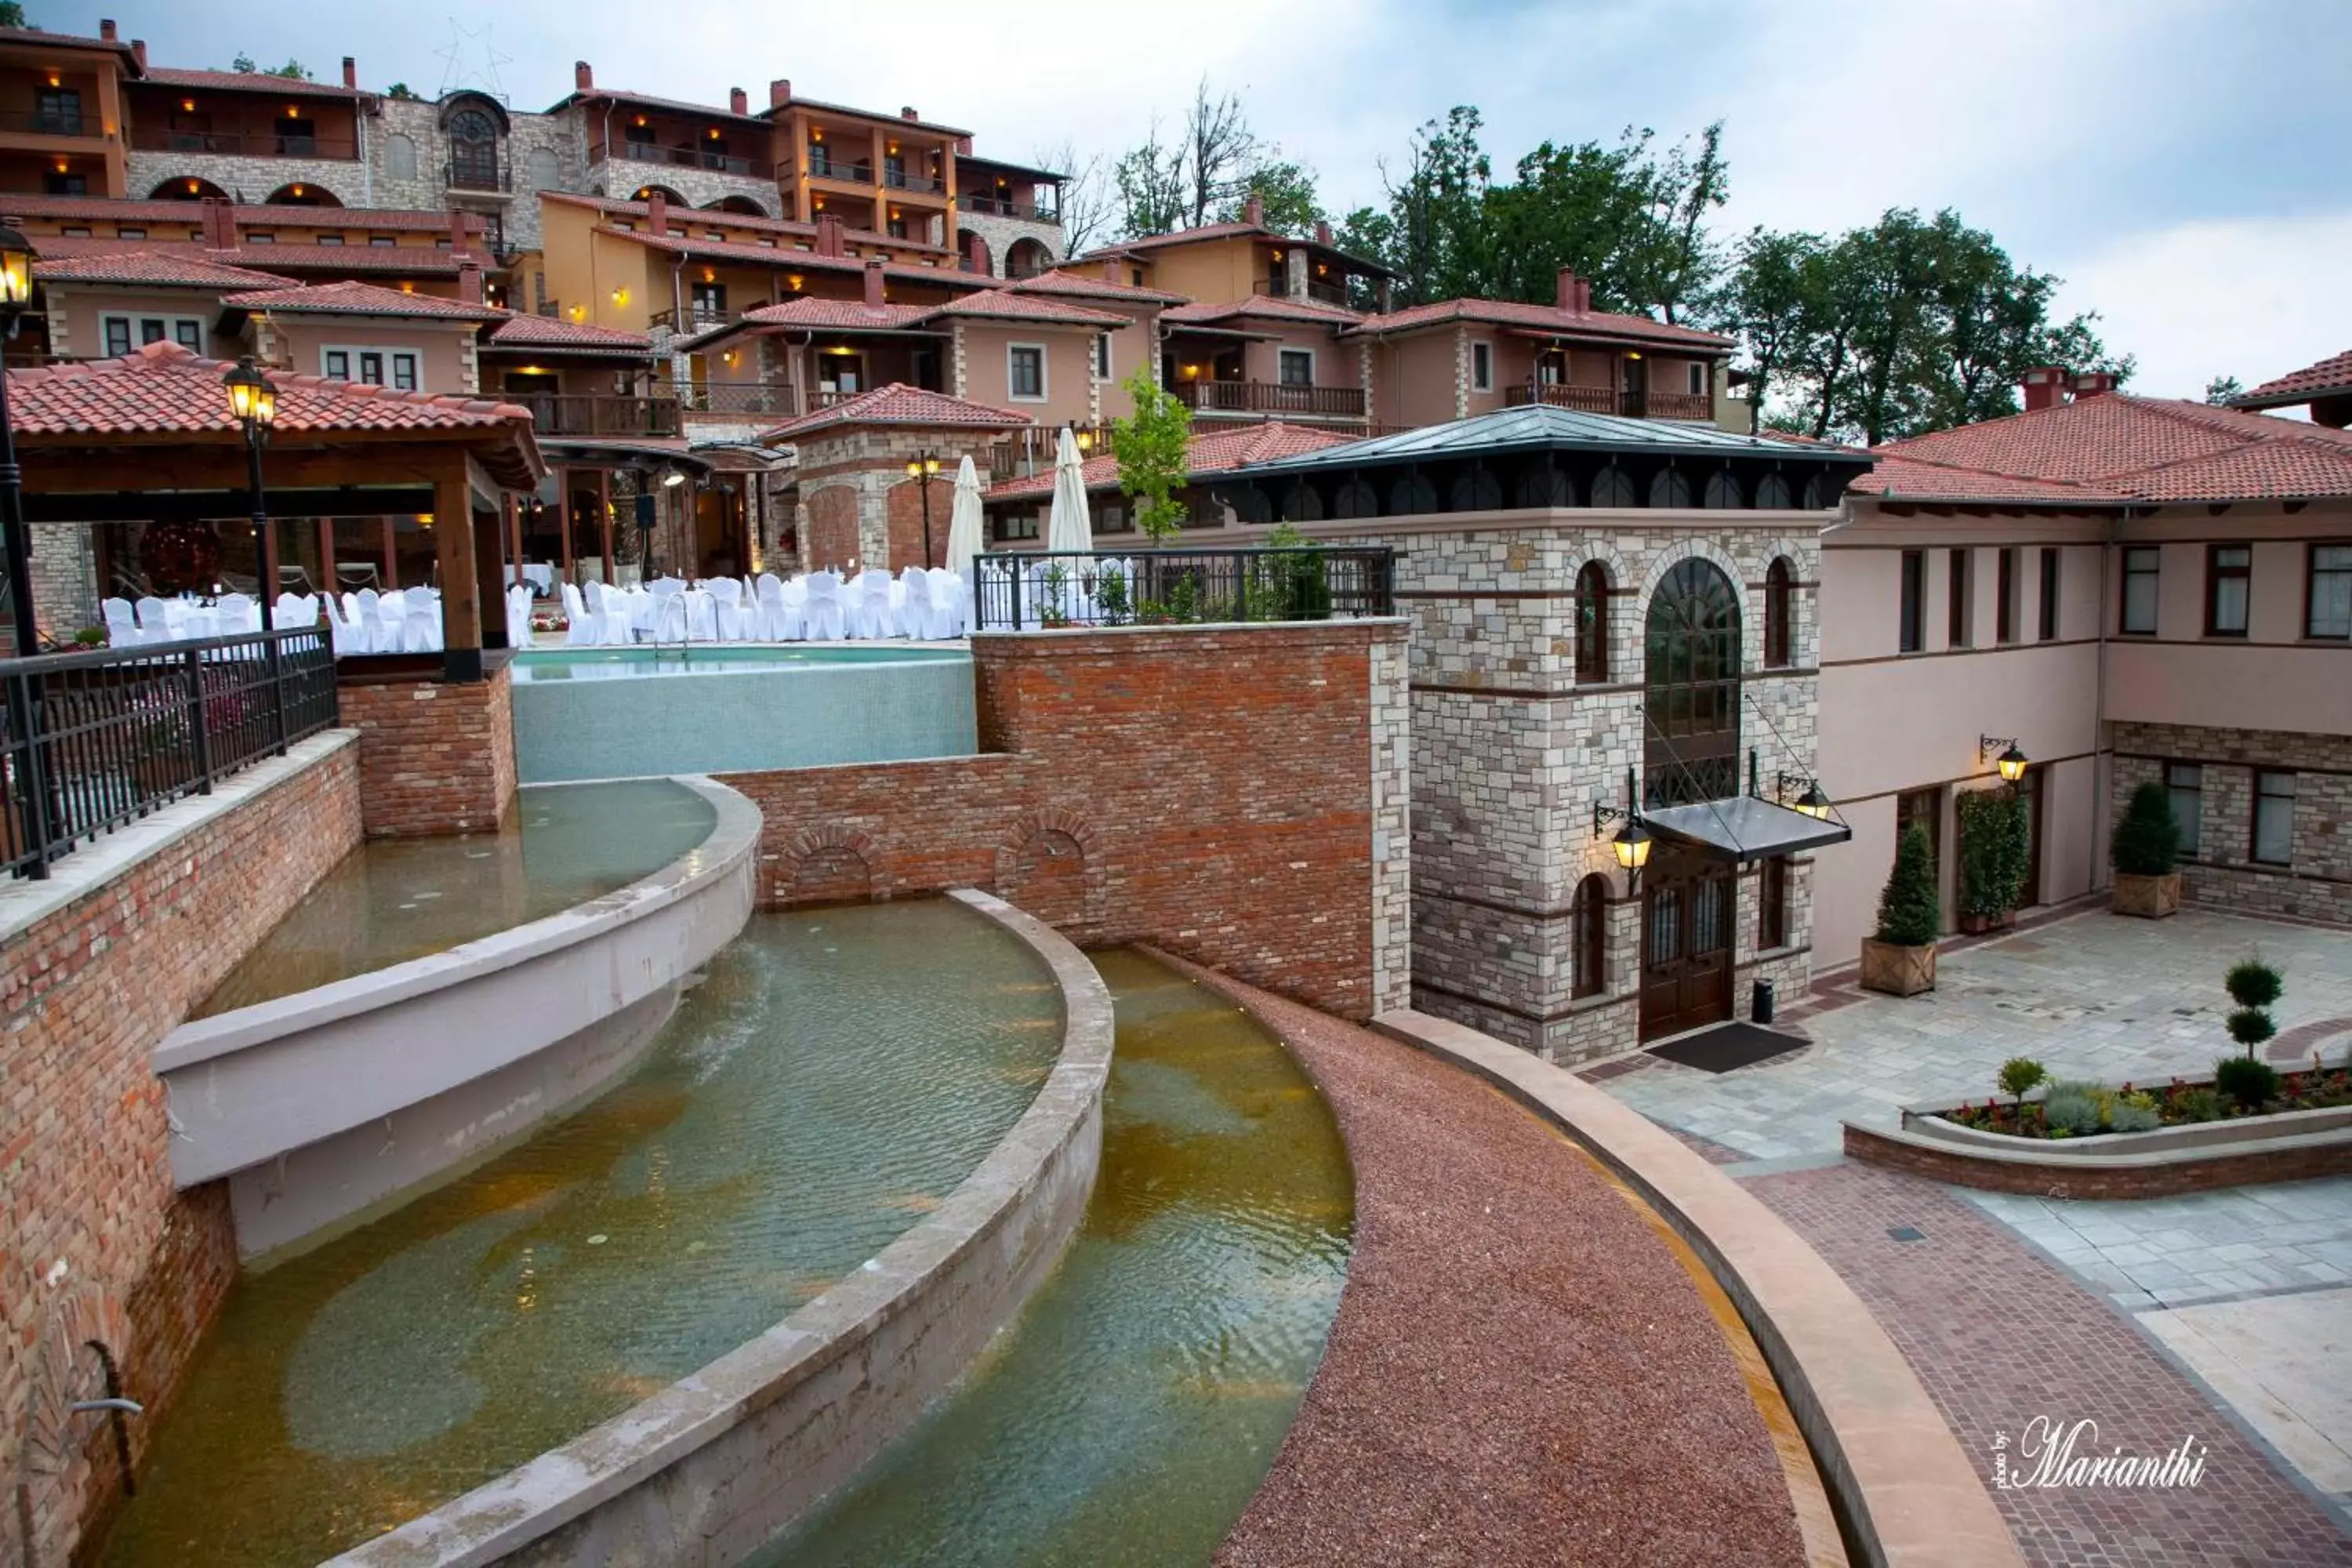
[719,620,1411,1018]
[884,477,955,570]
[803,485,861,572]
[2113,721,2352,926]
[337,665,517,837]
[1,736,361,1567]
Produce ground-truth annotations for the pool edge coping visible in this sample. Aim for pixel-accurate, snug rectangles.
[323,887,1113,1568]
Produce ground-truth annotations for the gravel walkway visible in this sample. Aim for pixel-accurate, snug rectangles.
[1178,965,1810,1568]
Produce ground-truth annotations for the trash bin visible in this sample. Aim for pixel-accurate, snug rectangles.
[1751,978,1776,1025]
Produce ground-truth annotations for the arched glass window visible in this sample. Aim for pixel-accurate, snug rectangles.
[1703,469,1742,509]
[1334,477,1379,518]
[448,108,500,191]
[1389,474,1436,514]
[1644,558,1743,806]
[1574,561,1610,684]
[1650,468,1693,508]
[1591,465,1635,507]
[1755,473,1793,509]
[1448,470,1501,510]
[1764,557,1795,669]
[1573,873,1610,998]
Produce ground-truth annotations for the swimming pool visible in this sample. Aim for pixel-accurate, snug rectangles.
[510,646,978,782]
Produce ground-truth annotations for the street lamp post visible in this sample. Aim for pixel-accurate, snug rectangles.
[0,223,39,660]
[223,356,285,752]
[904,451,941,568]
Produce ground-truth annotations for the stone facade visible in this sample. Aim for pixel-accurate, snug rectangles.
[2111,720,2352,925]
[956,210,1063,279]
[1319,512,1826,1062]
[336,665,518,837]
[584,155,780,219]
[793,424,1015,571]
[30,523,99,643]
[123,150,367,206]
[0,735,361,1568]
[372,96,588,256]
[716,620,1412,1020]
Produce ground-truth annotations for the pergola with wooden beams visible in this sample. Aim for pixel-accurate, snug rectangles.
[7,341,545,681]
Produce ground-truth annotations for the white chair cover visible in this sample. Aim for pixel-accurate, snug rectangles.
[214,593,259,634]
[654,590,690,644]
[898,568,949,641]
[561,582,600,646]
[754,573,787,641]
[403,601,441,653]
[849,572,895,639]
[506,584,535,648]
[101,597,143,646]
[133,595,172,643]
[682,589,717,642]
[325,594,367,656]
[706,577,750,641]
[800,571,845,641]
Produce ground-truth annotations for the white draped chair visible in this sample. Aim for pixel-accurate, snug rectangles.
[100,597,143,646]
[213,593,259,635]
[133,595,173,643]
[403,599,441,653]
[753,573,788,640]
[800,571,845,641]
[682,589,718,642]
[898,568,953,641]
[506,584,535,648]
[325,594,367,656]
[561,582,601,646]
[848,572,895,639]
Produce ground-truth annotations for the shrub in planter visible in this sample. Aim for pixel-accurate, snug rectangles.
[1998,1056,2046,1111]
[2042,1082,2105,1135]
[1860,825,1940,996]
[2109,1099,2162,1133]
[2167,1085,2229,1124]
[1956,786,2031,931]
[2111,780,2184,917]
[2214,1055,2281,1111]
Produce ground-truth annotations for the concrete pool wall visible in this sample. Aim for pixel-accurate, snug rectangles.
[155,776,761,1258]
[329,887,1115,1568]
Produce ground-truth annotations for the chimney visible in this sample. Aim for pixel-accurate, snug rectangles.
[816,212,845,258]
[1555,267,1584,314]
[1243,192,1265,227]
[956,135,973,155]
[99,19,117,40]
[769,78,793,109]
[448,208,472,252]
[342,56,357,89]
[1101,257,1122,285]
[2020,365,2068,412]
[574,60,593,92]
[901,107,919,122]
[1315,220,1332,247]
[729,86,748,115]
[130,38,146,70]
[201,196,234,251]
[2071,369,2116,399]
[457,262,483,305]
[862,257,885,308]
[645,191,669,234]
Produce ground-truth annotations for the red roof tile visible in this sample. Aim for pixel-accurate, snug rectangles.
[603,227,990,289]
[924,290,1128,328]
[2231,349,2352,409]
[2,194,485,234]
[1164,296,1363,328]
[195,245,490,278]
[1078,220,1393,275]
[0,24,137,60]
[485,315,654,353]
[539,191,943,255]
[1347,296,1733,352]
[759,383,1027,443]
[137,67,361,100]
[1855,394,2352,505]
[33,249,287,289]
[735,297,934,331]
[1007,269,1187,305]
[986,421,1358,500]
[220,278,505,320]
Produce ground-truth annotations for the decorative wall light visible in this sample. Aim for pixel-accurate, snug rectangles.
[1591,768,1653,889]
[1980,735,2028,783]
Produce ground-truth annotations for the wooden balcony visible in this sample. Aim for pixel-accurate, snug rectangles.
[604,140,774,180]
[1170,380,1367,419]
[127,126,361,160]
[681,383,800,418]
[1503,383,1715,421]
[1504,383,1617,414]
[513,394,681,439]
[1639,390,1717,422]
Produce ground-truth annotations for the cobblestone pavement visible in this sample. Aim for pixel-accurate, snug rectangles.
[1602,908,2352,1160]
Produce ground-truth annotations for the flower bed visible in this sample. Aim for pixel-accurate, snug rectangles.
[1944,1061,2352,1140]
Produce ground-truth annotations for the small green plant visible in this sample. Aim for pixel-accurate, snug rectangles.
[1875,825,1941,947]
[2111,779,2182,877]
[1094,567,1131,626]
[2042,1081,2105,1135]
[2167,1086,2229,1124]
[2214,1055,2280,1111]
[1997,1056,2047,1110]
[2224,958,2284,1011]
[2107,1100,2161,1134]
[74,626,107,646]
[1956,786,2031,920]
[1110,364,1192,543]
[2227,1007,2277,1054]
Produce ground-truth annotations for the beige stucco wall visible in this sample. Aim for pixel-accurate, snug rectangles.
[957,321,1093,426]
[43,285,241,361]
[256,317,478,394]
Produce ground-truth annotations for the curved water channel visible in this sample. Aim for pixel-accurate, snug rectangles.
[107,901,1064,1566]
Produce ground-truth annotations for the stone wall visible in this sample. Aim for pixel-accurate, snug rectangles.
[372,97,588,256]
[0,735,361,1568]
[956,210,1064,278]
[795,426,1015,570]
[584,155,779,217]
[1320,513,1826,1061]
[30,522,98,644]
[337,665,517,837]
[124,150,365,205]
[718,620,1412,1019]
[2112,720,2352,925]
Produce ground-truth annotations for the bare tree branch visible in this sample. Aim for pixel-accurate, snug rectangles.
[1034,137,1115,256]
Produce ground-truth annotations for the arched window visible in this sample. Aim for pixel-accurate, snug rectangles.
[1644,558,1743,805]
[1703,469,1742,509]
[1389,474,1436,514]
[1755,473,1793,509]
[1005,237,1054,278]
[1801,473,1833,510]
[1517,463,1572,508]
[1574,561,1610,684]
[1573,873,1610,998]
[1280,481,1323,522]
[522,147,561,191]
[1650,467,1693,508]
[446,108,500,191]
[265,182,340,206]
[1447,470,1501,511]
[1591,464,1635,507]
[956,227,990,274]
[151,176,228,201]
[1334,477,1379,518]
[383,132,419,182]
[1764,557,1795,669]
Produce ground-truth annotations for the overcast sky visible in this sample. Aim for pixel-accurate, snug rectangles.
[59,0,2352,398]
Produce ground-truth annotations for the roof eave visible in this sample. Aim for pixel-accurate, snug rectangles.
[2227,384,2352,411]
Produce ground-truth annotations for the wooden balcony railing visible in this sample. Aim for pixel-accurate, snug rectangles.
[962,193,1061,223]
[806,154,874,184]
[1170,380,1367,419]
[512,393,681,438]
[127,127,361,160]
[883,166,943,194]
[1639,390,1716,422]
[988,423,1114,481]
[0,109,98,137]
[1504,383,1617,414]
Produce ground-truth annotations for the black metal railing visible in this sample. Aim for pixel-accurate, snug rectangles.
[0,108,96,137]
[971,546,1395,631]
[806,154,874,184]
[0,626,338,880]
[604,140,773,180]
[445,154,510,192]
[883,166,942,193]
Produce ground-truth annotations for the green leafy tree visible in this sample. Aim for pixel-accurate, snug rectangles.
[1111,119,1187,239]
[1875,825,1941,946]
[1717,227,1831,434]
[0,4,31,29]
[1220,158,1321,233]
[2205,374,2245,405]
[1998,1057,2047,1112]
[267,58,312,81]
[230,53,257,72]
[1956,786,2031,920]
[1111,364,1192,541]
[386,82,420,101]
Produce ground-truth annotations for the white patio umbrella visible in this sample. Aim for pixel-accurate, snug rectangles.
[945,454,985,581]
[1044,425,1094,554]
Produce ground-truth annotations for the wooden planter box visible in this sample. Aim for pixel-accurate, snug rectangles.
[2112,871,2183,919]
[1860,938,1936,997]
[1956,909,2015,935]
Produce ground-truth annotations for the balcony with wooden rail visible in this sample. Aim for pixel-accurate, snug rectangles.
[597,137,774,181]
[1504,383,1716,422]
[512,393,682,439]
[127,125,361,160]
[1169,380,1367,420]
[962,191,1061,225]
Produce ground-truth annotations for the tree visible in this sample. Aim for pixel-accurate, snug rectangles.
[1717,227,1829,434]
[1033,138,1113,256]
[1111,118,1186,240]
[1111,364,1192,541]
[1221,158,1320,233]
[2205,374,2245,405]
[0,5,29,28]
[230,53,256,73]
[267,59,312,81]
[1875,824,1941,946]
[1622,120,1729,325]
[2111,781,2180,876]
[386,82,420,102]
[1376,106,1493,306]
[1180,79,1259,230]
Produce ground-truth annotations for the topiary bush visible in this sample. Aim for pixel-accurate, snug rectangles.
[2214,1055,2281,1111]
[2111,780,2181,877]
[1998,1056,2047,1109]
[1875,825,1941,947]
[2224,958,2284,1011]
[2227,1007,2277,1054]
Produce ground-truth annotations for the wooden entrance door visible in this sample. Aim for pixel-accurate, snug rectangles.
[1640,847,1734,1040]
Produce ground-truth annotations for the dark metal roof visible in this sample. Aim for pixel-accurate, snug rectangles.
[1642,795,1851,865]
[1240,403,1878,476]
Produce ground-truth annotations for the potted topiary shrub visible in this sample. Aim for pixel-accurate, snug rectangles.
[2111,779,2183,918]
[1861,823,1940,996]
[1956,786,2030,934]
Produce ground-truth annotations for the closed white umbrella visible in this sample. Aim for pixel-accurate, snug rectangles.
[946,454,985,581]
[1044,425,1094,554]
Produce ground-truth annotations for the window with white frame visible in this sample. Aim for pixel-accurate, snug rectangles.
[1686,361,1707,397]
[1008,343,1047,401]
[1470,340,1493,392]
[1092,332,1112,382]
[101,314,205,357]
[1277,348,1313,387]
[322,346,421,391]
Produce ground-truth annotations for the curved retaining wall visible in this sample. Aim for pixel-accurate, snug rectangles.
[329,887,1116,1568]
[1370,1008,2023,1568]
[1847,1105,2352,1199]
[155,777,761,1257]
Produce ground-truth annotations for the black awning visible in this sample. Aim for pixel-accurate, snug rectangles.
[1642,795,1850,864]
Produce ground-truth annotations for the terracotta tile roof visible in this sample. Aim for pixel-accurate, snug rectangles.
[735,297,935,331]
[759,382,1027,443]
[220,278,506,321]
[138,67,364,100]
[1854,394,2352,505]
[1078,221,1393,275]
[604,227,991,290]
[923,290,1128,328]
[548,86,771,125]
[2230,349,2352,410]
[0,194,485,234]
[0,24,137,60]
[539,191,945,255]
[485,315,653,353]
[986,421,1358,501]
[1164,296,1363,328]
[1346,296,1734,352]
[197,245,490,278]
[1007,269,1187,306]
[32,249,287,289]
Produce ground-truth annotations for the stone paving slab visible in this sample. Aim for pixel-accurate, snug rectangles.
[2139,1288,2352,1509]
